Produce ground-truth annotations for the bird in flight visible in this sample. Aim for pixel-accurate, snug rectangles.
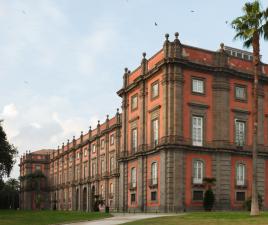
[154,22,158,26]
[190,10,195,13]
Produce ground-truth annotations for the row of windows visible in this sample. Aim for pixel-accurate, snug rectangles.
[130,78,247,111]
[131,118,159,152]
[130,162,158,188]
[192,116,246,147]
[192,160,247,186]
[131,81,159,111]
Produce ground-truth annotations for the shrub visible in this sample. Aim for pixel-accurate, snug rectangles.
[244,194,263,211]
[203,188,215,211]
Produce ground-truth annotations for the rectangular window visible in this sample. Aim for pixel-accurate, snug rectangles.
[152,119,159,146]
[235,120,245,146]
[131,94,138,110]
[84,148,87,156]
[110,134,114,145]
[236,164,245,186]
[92,163,96,177]
[35,165,41,171]
[193,190,204,201]
[131,128,138,152]
[151,81,159,99]
[192,116,203,146]
[131,193,136,204]
[77,152,80,159]
[193,160,204,184]
[192,78,204,94]
[236,191,246,201]
[92,144,96,153]
[235,85,246,100]
[101,160,105,175]
[83,164,87,179]
[101,139,105,149]
[151,191,157,201]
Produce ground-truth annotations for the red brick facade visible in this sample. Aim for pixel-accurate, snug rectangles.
[20,33,268,212]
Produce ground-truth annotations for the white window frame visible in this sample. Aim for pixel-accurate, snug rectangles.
[236,163,246,186]
[151,81,159,99]
[235,86,246,100]
[131,167,136,188]
[152,119,159,146]
[193,160,204,184]
[192,78,204,94]
[192,116,203,146]
[235,120,245,146]
[151,162,158,185]
[101,139,105,149]
[92,144,96,153]
[132,128,138,152]
[131,94,138,110]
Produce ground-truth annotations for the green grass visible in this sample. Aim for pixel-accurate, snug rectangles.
[0,210,111,225]
[123,212,268,225]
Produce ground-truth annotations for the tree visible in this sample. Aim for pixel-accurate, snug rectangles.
[203,177,216,211]
[231,0,268,216]
[0,121,18,178]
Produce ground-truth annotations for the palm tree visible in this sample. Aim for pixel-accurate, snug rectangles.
[231,1,268,216]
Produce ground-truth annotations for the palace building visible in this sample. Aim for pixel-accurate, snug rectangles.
[20,33,268,212]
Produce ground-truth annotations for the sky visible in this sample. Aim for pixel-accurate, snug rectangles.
[0,0,267,179]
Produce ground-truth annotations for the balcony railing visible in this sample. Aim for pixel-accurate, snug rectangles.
[128,182,137,191]
[235,179,248,189]
[148,178,158,189]
[192,177,204,187]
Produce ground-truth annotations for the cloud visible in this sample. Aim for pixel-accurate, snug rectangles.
[1,103,18,118]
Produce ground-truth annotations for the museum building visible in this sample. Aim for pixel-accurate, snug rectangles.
[20,33,268,212]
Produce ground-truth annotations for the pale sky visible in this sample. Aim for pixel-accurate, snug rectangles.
[1,0,267,179]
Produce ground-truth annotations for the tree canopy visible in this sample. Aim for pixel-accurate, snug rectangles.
[0,121,18,178]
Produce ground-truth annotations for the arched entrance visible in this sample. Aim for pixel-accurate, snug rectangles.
[83,187,87,211]
[91,185,96,211]
[76,189,79,211]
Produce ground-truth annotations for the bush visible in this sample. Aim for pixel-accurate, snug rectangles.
[244,194,263,211]
[203,188,215,211]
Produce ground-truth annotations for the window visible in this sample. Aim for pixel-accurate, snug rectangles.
[92,163,96,177]
[151,191,157,201]
[110,183,114,194]
[235,85,246,100]
[110,134,114,145]
[192,116,203,146]
[84,148,87,156]
[131,193,136,204]
[131,94,138,110]
[235,120,245,146]
[236,163,246,186]
[131,128,138,152]
[92,144,96,153]
[192,78,204,94]
[151,81,159,99]
[35,165,41,171]
[152,119,159,146]
[236,191,246,201]
[83,163,87,179]
[193,190,204,201]
[77,152,80,159]
[110,157,114,172]
[101,160,105,175]
[193,160,204,184]
[131,167,137,188]
[101,139,105,149]
[100,185,104,198]
[151,162,158,185]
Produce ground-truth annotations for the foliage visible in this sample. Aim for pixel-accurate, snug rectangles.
[0,178,19,209]
[203,177,216,185]
[0,122,18,178]
[203,188,215,211]
[231,1,268,49]
[244,194,263,211]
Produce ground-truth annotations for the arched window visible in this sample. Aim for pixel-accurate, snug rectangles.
[236,163,246,186]
[151,162,158,185]
[193,160,204,184]
[131,167,136,188]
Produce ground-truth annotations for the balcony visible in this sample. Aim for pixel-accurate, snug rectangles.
[192,177,205,187]
[235,179,248,189]
[128,182,137,191]
[148,178,158,189]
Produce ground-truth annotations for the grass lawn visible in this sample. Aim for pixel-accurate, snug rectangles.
[0,210,111,225]
[123,212,268,225]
